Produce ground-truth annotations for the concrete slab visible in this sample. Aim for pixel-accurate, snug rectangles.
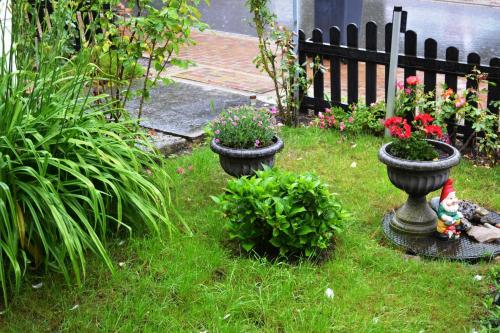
[127,82,255,139]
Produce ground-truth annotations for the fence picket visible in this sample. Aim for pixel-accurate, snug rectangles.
[365,21,377,105]
[444,47,459,145]
[347,24,359,105]
[423,38,437,95]
[404,30,417,82]
[444,47,459,91]
[487,58,500,108]
[330,26,341,104]
[465,53,481,144]
[312,29,324,101]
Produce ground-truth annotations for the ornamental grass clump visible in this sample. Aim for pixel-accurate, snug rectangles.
[384,113,444,161]
[212,167,348,258]
[211,106,278,149]
[0,1,175,304]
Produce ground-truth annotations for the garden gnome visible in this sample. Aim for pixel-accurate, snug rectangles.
[436,179,463,240]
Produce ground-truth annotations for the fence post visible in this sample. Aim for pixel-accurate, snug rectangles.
[385,7,404,137]
[298,30,307,114]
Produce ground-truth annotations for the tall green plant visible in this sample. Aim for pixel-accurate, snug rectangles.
[247,0,319,126]
[0,0,175,304]
[80,0,208,119]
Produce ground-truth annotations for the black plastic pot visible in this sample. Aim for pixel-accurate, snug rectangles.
[211,137,284,177]
[378,139,461,235]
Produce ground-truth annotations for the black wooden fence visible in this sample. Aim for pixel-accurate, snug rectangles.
[298,21,500,146]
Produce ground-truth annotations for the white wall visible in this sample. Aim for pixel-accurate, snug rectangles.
[0,0,13,69]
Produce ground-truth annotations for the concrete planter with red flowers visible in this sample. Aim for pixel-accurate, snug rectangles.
[211,136,284,177]
[378,139,461,235]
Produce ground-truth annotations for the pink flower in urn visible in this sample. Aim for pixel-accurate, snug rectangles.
[215,138,220,143]
[348,116,354,123]
[255,139,261,147]
[340,122,346,131]
[405,88,412,95]
[406,75,420,86]
[455,97,466,108]
[396,81,404,90]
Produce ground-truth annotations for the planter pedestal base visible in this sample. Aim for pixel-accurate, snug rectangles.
[382,211,500,261]
[391,195,437,235]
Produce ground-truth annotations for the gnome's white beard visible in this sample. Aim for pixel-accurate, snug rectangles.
[442,201,459,213]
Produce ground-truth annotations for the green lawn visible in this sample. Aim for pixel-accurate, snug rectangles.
[1,127,498,332]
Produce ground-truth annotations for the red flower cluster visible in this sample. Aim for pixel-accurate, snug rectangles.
[414,113,434,126]
[384,117,411,139]
[424,124,443,138]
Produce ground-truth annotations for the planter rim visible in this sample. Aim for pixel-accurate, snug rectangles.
[378,139,460,171]
[210,136,284,158]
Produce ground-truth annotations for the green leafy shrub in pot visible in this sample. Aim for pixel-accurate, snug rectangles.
[212,167,348,257]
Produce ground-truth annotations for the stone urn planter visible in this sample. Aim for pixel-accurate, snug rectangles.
[211,136,284,177]
[378,139,460,235]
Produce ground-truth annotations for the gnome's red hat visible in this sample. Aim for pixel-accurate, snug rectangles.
[440,179,455,203]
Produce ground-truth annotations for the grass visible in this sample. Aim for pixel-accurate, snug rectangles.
[0,127,498,332]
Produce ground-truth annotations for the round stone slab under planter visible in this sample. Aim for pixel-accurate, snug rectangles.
[382,211,500,261]
[211,136,284,177]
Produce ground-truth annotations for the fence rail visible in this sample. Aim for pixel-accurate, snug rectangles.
[298,21,500,147]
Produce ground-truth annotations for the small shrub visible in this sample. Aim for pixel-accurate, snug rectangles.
[309,102,385,136]
[212,167,348,257]
[210,106,279,149]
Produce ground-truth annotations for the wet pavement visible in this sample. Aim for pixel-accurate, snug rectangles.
[127,82,253,139]
[153,0,500,63]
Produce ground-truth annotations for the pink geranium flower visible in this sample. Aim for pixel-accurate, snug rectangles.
[406,76,420,86]
[455,97,466,108]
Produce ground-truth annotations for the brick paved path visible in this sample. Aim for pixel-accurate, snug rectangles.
[169,30,274,94]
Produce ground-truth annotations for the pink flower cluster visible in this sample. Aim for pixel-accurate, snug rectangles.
[316,108,336,129]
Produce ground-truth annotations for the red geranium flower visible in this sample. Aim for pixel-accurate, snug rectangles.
[385,117,411,139]
[414,113,434,126]
[384,116,403,127]
[424,124,443,138]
